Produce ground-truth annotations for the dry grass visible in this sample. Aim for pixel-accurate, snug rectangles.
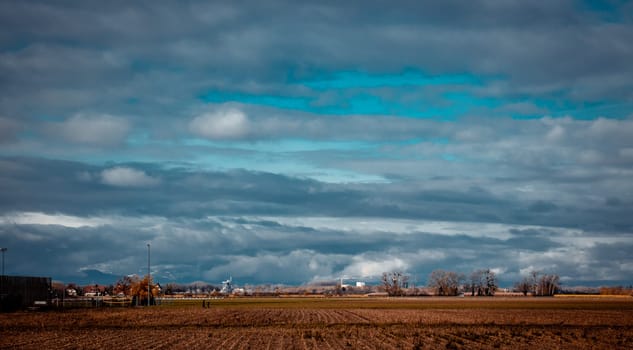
[1,296,632,349]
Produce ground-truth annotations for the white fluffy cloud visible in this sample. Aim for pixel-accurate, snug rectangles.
[101,167,159,187]
[341,256,408,278]
[51,113,130,146]
[189,107,250,139]
[0,212,111,228]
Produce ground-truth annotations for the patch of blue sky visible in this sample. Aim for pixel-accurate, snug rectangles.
[299,70,481,90]
[580,0,626,22]
[125,131,151,146]
[432,137,451,145]
[202,71,633,122]
[202,91,311,110]
[125,97,140,105]
[202,90,474,120]
[121,135,382,176]
[443,91,502,110]
[193,152,388,184]
[315,93,399,116]
[302,169,389,184]
[441,154,460,162]
[183,138,377,154]
[201,70,488,119]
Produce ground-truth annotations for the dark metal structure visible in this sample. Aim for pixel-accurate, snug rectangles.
[0,275,52,311]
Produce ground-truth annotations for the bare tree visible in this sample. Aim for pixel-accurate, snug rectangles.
[537,274,560,296]
[469,269,498,296]
[514,277,532,296]
[428,270,464,296]
[531,270,539,296]
[114,275,136,296]
[382,271,409,296]
[515,271,560,296]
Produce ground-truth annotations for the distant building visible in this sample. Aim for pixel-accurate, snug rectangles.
[220,277,233,294]
[356,281,366,288]
[82,284,106,297]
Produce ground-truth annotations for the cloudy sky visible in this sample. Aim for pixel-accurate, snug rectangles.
[1,0,632,287]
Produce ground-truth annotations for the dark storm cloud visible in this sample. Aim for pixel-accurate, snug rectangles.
[0,156,358,218]
[3,144,633,279]
[1,0,632,123]
[0,222,151,280]
[0,211,564,285]
[0,117,20,143]
[1,156,632,234]
[1,1,632,286]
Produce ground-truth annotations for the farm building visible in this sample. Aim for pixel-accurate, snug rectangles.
[1,275,52,311]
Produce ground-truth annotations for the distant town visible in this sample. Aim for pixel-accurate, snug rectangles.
[2,268,632,312]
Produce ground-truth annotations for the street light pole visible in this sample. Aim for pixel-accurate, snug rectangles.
[1,247,6,276]
[147,243,150,307]
[0,247,6,295]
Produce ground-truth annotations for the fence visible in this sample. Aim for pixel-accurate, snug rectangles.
[48,296,221,309]
[51,297,133,309]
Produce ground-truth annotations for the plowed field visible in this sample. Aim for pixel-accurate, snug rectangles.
[2,297,632,349]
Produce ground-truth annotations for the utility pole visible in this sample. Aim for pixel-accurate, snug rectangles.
[0,247,6,296]
[1,247,6,276]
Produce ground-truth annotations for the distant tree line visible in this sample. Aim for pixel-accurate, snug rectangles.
[381,272,409,296]
[163,282,218,295]
[514,271,560,296]
[427,270,464,296]
[599,286,633,296]
[381,269,560,297]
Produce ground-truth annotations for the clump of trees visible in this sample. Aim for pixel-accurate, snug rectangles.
[163,282,217,295]
[130,275,160,305]
[114,275,159,305]
[468,269,498,296]
[514,271,560,296]
[427,270,464,296]
[381,269,501,297]
[381,271,409,296]
[535,273,559,296]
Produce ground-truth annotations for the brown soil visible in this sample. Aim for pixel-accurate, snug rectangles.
[1,297,632,349]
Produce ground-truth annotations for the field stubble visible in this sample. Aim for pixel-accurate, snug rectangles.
[1,297,632,349]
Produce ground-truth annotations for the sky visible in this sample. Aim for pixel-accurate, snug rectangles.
[1,0,633,287]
